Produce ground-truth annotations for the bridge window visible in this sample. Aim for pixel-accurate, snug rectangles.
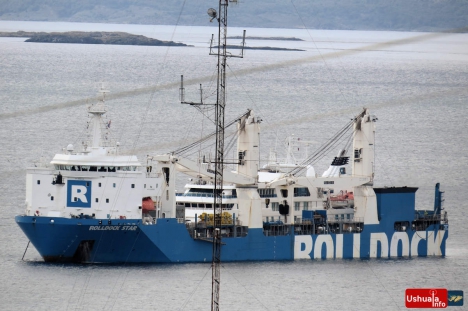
[37,180,40,185]
[95,198,99,203]
[131,184,135,188]
[50,196,54,201]
[294,187,310,197]
[106,198,109,203]
[113,183,116,188]
[99,183,102,187]
[258,188,276,198]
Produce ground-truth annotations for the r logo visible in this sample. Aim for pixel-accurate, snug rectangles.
[67,180,92,208]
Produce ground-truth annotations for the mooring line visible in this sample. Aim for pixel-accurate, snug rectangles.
[22,241,30,261]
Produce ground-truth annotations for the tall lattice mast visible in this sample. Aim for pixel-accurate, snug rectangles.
[207,1,245,310]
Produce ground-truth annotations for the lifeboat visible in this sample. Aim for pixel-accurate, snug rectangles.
[330,191,354,208]
[142,197,155,213]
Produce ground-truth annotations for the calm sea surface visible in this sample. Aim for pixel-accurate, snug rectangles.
[0,21,467,310]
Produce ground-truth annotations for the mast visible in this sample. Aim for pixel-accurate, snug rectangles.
[207,1,245,310]
[87,86,109,150]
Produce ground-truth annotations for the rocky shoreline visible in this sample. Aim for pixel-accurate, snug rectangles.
[0,31,305,51]
[227,36,304,41]
[0,31,189,46]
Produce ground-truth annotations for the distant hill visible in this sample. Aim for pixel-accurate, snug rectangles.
[1,0,467,32]
[0,31,305,50]
[0,31,189,46]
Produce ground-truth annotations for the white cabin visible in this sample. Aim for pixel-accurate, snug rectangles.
[25,89,164,221]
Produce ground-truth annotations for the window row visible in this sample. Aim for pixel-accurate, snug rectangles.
[334,214,353,220]
[258,188,276,198]
[258,187,311,198]
[54,165,138,172]
[177,202,236,210]
[293,187,311,197]
[265,216,282,222]
[270,201,310,211]
[50,195,111,203]
[38,180,136,189]
[265,216,301,223]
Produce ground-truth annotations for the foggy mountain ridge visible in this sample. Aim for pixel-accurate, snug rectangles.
[1,0,467,32]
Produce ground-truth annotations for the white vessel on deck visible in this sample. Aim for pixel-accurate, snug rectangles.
[176,131,356,226]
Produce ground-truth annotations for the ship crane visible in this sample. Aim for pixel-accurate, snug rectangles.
[266,108,378,226]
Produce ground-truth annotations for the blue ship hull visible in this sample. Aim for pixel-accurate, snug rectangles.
[15,215,448,263]
[15,185,448,263]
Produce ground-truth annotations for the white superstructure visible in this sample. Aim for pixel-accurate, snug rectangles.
[171,108,377,232]
[25,89,163,220]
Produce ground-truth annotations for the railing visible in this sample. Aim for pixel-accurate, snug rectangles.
[185,221,248,238]
[414,212,448,223]
[263,224,291,236]
[412,211,448,231]
[327,217,364,224]
[176,192,237,199]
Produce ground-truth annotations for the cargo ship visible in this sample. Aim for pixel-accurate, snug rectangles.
[15,0,448,263]
[15,100,448,263]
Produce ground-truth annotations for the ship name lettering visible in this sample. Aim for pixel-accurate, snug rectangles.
[122,226,137,231]
[293,231,433,259]
[89,226,120,231]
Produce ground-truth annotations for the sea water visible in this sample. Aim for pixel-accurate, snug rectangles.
[0,21,467,310]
